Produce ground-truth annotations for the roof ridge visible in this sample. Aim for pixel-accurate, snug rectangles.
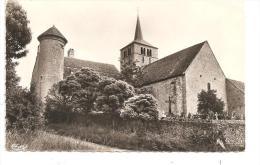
[143,41,206,70]
[64,57,116,67]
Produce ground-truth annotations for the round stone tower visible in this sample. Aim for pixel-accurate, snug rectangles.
[31,26,67,101]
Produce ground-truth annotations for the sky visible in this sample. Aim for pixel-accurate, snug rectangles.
[15,0,244,88]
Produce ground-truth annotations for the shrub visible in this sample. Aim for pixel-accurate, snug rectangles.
[120,94,159,120]
[45,68,101,123]
[95,77,135,116]
[197,89,224,119]
[6,87,42,131]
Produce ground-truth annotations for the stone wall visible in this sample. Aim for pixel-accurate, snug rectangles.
[31,38,65,101]
[185,42,228,114]
[226,80,245,118]
[120,43,158,68]
[69,114,245,151]
[144,76,186,117]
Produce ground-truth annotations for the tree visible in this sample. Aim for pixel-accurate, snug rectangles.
[45,68,101,123]
[5,1,41,131]
[120,94,159,120]
[6,0,32,59]
[95,77,135,116]
[120,62,144,87]
[197,89,225,119]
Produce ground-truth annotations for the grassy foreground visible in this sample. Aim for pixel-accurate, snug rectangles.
[6,130,125,151]
[48,123,189,151]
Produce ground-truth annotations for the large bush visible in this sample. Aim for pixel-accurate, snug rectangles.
[6,87,42,131]
[120,94,159,120]
[95,77,135,116]
[45,68,101,123]
[45,68,135,122]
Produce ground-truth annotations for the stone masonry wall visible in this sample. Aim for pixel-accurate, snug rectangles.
[185,42,227,114]
[144,76,186,117]
[226,80,245,118]
[31,38,65,101]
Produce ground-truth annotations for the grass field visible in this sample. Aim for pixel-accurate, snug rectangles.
[6,130,125,151]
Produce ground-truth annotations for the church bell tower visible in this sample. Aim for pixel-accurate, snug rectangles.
[120,15,158,69]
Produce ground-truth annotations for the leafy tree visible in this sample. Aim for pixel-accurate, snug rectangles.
[95,77,135,116]
[5,1,41,131]
[45,68,101,122]
[6,0,32,59]
[120,62,144,87]
[197,89,224,119]
[120,94,159,120]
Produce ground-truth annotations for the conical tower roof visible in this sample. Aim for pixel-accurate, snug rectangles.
[134,16,143,41]
[38,25,67,44]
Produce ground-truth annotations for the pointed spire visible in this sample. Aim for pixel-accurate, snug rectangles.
[134,15,143,41]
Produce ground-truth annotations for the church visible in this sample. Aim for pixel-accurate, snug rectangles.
[31,16,245,118]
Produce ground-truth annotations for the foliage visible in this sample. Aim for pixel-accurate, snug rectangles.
[6,87,42,131]
[135,86,154,95]
[5,1,41,132]
[6,0,32,59]
[45,68,101,122]
[120,62,144,87]
[95,77,135,116]
[197,89,225,119]
[120,94,159,120]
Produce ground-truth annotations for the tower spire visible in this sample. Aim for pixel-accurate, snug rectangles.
[134,14,143,41]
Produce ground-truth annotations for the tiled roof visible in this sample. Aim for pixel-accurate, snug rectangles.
[226,79,245,93]
[141,41,206,85]
[64,57,119,78]
[38,26,67,44]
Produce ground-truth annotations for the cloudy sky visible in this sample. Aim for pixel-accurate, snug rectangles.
[16,0,244,88]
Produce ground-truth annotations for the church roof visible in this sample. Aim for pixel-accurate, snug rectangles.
[141,41,207,85]
[226,79,245,93]
[38,26,67,44]
[64,57,119,78]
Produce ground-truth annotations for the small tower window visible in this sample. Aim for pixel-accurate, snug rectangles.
[128,47,131,55]
[207,83,211,91]
[141,47,144,55]
[200,75,202,77]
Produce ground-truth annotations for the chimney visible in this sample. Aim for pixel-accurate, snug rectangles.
[67,48,74,58]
